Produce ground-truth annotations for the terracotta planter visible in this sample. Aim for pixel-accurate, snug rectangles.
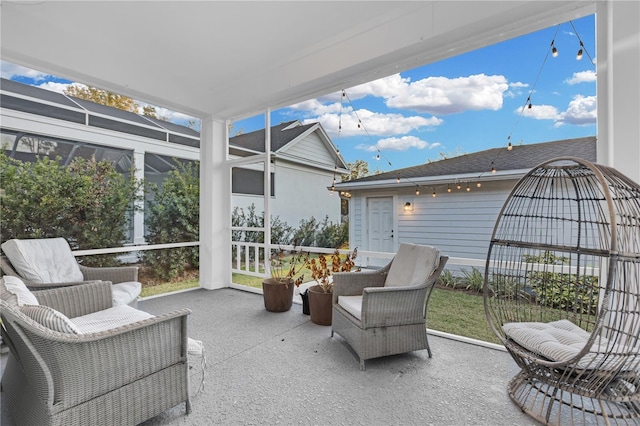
[308,284,333,325]
[262,278,294,312]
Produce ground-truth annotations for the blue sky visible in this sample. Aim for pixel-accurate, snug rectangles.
[1,14,595,172]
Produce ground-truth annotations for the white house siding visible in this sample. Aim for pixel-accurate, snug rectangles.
[268,160,341,235]
[281,131,335,167]
[348,179,518,268]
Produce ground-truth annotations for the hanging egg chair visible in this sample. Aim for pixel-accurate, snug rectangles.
[484,157,640,425]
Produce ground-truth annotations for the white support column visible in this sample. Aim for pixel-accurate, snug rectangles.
[597,1,640,183]
[264,109,271,257]
[200,116,230,290]
[133,150,146,245]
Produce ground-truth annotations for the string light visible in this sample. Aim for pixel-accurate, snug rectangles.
[456,182,462,190]
[415,187,420,196]
[376,153,380,160]
[466,183,470,192]
[576,41,584,60]
[551,40,558,57]
[447,185,451,193]
[477,181,482,188]
[508,141,513,151]
[396,176,400,184]
[432,188,436,198]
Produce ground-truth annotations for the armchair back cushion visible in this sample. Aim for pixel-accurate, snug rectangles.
[1,276,39,306]
[384,243,440,287]
[1,238,83,283]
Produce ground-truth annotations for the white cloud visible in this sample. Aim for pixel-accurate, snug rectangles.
[0,61,50,81]
[520,104,560,120]
[386,73,509,114]
[37,81,72,94]
[518,95,596,127]
[556,95,597,126]
[303,109,442,138]
[565,70,596,85]
[357,135,441,152]
[505,81,529,99]
[288,98,344,116]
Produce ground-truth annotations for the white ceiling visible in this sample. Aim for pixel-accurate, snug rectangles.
[1,1,594,121]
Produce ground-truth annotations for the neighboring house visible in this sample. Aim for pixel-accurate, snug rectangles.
[229,120,348,230]
[334,137,597,267]
[0,78,347,245]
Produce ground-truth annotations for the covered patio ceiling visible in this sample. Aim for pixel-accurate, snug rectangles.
[1,1,594,121]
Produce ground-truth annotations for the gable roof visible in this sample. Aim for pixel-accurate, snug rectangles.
[336,136,596,189]
[229,120,348,172]
[229,121,314,153]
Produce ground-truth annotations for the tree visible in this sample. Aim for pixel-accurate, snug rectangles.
[143,161,200,280]
[0,153,141,266]
[342,159,370,182]
[64,84,158,118]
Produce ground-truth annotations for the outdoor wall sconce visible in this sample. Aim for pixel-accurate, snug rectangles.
[404,201,413,211]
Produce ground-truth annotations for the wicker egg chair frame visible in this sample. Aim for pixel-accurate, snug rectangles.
[484,157,640,425]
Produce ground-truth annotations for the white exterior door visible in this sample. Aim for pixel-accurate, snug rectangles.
[367,197,394,264]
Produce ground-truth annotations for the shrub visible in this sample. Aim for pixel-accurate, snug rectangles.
[315,215,348,249]
[523,251,599,315]
[460,267,485,293]
[438,269,459,288]
[292,217,319,247]
[0,153,140,266]
[144,161,199,280]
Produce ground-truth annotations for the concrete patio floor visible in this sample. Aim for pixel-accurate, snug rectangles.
[2,287,537,425]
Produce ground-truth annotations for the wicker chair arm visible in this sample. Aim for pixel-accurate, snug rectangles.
[33,281,113,318]
[79,264,139,283]
[24,280,103,290]
[5,306,190,411]
[332,265,389,303]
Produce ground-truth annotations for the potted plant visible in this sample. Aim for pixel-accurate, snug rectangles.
[305,248,358,325]
[262,245,305,312]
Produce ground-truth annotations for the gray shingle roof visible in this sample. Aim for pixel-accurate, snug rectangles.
[345,136,596,184]
[229,120,316,153]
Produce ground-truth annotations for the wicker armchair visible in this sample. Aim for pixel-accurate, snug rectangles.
[1,280,192,426]
[331,243,448,370]
[1,237,141,307]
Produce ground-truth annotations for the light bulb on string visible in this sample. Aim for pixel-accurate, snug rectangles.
[466,183,470,192]
[396,176,400,184]
[376,153,380,161]
[415,187,420,196]
[447,185,451,193]
[456,182,461,190]
[576,41,584,60]
[491,165,497,174]
[508,141,513,151]
[477,180,482,188]
[551,40,558,57]
[432,189,436,198]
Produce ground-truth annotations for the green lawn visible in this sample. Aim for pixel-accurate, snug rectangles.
[429,287,500,344]
[143,274,500,345]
